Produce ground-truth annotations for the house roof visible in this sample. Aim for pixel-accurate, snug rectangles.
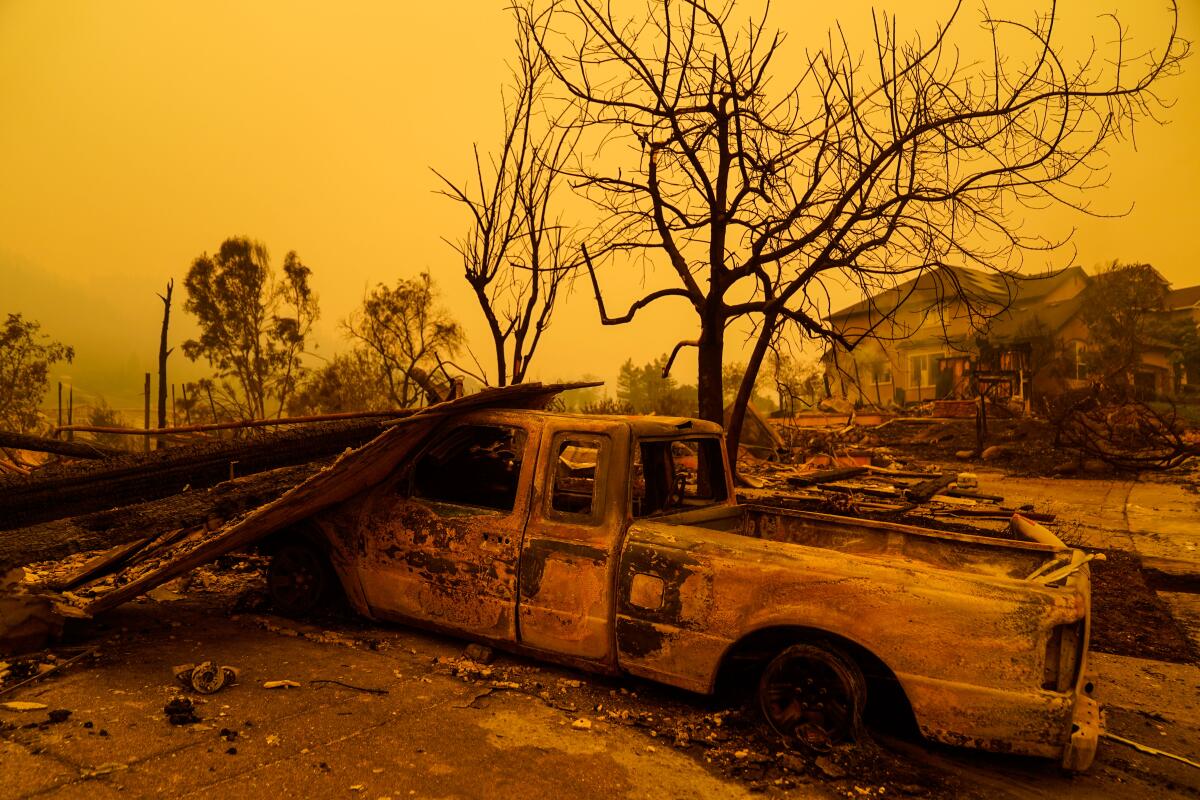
[985,292,1087,341]
[1167,284,1200,309]
[826,265,1086,323]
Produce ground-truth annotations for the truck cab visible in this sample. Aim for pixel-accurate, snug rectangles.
[306,411,730,671]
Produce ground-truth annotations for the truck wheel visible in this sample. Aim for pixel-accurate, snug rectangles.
[757,642,866,751]
[267,541,333,616]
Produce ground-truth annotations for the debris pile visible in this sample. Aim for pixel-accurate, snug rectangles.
[773,405,1200,479]
[738,455,1049,534]
[164,697,201,726]
[1050,395,1200,471]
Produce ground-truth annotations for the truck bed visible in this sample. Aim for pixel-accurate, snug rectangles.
[660,503,1064,581]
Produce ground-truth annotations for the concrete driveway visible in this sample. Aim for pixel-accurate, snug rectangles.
[1,599,779,800]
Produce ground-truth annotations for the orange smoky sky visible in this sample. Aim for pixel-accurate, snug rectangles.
[1,1,1197,409]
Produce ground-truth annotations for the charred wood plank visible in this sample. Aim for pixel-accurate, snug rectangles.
[943,507,1057,523]
[942,488,1005,502]
[786,466,868,486]
[904,473,957,503]
[819,483,901,499]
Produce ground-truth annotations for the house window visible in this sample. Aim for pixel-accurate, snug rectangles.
[909,353,939,388]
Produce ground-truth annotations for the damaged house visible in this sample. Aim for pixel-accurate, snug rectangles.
[823,265,1199,408]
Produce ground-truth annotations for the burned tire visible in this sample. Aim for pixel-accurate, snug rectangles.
[757,642,866,751]
[267,540,334,616]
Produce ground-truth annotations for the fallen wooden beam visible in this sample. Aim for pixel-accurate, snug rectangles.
[940,507,1057,523]
[904,473,957,503]
[0,430,121,459]
[942,487,1005,502]
[53,408,414,438]
[787,466,868,486]
[820,483,902,499]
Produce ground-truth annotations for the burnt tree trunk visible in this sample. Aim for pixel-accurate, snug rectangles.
[0,418,387,531]
[696,303,725,425]
[726,314,778,470]
[0,430,120,459]
[157,280,174,435]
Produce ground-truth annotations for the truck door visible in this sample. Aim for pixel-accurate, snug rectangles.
[517,424,627,663]
[355,414,540,642]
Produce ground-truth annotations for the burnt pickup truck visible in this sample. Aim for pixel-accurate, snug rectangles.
[66,387,1096,768]
[250,408,1099,770]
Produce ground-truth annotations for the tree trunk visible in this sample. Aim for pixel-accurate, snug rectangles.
[0,430,121,459]
[696,326,724,424]
[494,337,508,388]
[408,366,444,406]
[157,280,174,437]
[0,419,386,532]
[726,314,777,470]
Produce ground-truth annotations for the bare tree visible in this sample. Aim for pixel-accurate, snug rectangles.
[434,3,579,387]
[1048,388,1200,471]
[156,279,174,432]
[531,0,1187,463]
[344,271,463,408]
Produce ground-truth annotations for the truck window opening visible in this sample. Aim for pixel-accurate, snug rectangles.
[550,438,603,518]
[411,424,527,511]
[633,437,727,517]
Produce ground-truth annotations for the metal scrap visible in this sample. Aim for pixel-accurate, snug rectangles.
[310,679,388,695]
[174,661,239,694]
[1102,732,1200,770]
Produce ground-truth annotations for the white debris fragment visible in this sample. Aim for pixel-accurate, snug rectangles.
[1,701,48,712]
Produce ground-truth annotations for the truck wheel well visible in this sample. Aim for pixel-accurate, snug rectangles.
[257,521,325,556]
[261,523,349,615]
[714,626,918,735]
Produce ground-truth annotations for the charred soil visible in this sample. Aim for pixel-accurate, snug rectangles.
[1090,549,1199,665]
